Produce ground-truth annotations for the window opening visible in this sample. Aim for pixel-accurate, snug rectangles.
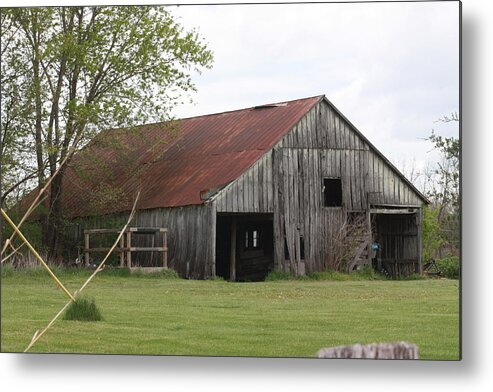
[245,228,260,249]
[323,178,342,207]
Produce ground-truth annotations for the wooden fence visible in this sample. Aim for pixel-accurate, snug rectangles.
[84,227,168,269]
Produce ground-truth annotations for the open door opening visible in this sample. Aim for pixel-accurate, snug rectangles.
[216,214,274,281]
[371,209,421,278]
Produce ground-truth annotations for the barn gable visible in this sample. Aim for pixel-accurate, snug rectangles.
[211,97,427,280]
[212,97,427,213]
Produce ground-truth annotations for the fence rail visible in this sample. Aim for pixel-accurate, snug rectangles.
[84,227,168,269]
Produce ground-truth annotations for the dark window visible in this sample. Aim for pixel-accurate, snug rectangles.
[323,178,342,207]
[245,229,260,249]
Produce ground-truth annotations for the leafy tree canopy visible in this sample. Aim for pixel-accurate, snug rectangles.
[1,6,213,205]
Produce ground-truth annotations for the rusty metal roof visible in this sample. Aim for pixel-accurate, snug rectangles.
[56,95,323,217]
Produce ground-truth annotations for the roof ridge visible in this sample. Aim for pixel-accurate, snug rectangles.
[135,94,325,126]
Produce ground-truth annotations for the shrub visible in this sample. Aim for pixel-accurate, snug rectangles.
[63,297,103,322]
[436,256,460,279]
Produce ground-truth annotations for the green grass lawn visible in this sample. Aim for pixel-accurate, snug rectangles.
[0,269,460,359]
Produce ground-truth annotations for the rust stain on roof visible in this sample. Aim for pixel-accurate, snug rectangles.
[53,95,323,218]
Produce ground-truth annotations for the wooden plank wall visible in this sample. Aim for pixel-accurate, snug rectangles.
[213,100,424,274]
[135,205,215,278]
[70,204,215,279]
[367,152,423,206]
[271,101,424,273]
[215,152,274,213]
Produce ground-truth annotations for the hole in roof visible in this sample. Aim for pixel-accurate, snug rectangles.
[252,103,288,110]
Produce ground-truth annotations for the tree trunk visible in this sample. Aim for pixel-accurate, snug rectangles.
[44,165,67,261]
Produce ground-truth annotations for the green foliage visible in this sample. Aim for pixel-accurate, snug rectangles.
[2,6,214,252]
[427,130,459,209]
[63,297,103,322]
[1,219,44,252]
[436,257,460,279]
[422,206,444,260]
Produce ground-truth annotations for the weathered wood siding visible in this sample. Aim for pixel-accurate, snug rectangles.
[278,100,423,208]
[70,204,215,279]
[212,100,424,275]
[215,152,274,213]
[135,205,215,278]
[367,152,423,206]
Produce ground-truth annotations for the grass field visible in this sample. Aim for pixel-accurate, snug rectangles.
[0,268,460,359]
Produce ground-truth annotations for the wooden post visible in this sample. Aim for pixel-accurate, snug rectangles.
[211,203,217,278]
[162,230,168,269]
[367,207,372,266]
[229,219,237,282]
[84,232,90,267]
[417,209,423,275]
[119,234,125,267]
[317,342,419,359]
[126,230,132,268]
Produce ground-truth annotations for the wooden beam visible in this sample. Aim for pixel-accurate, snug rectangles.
[163,230,168,269]
[119,235,125,267]
[370,208,418,215]
[84,233,90,267]
[126,231,132,268]
[229,219,237,282]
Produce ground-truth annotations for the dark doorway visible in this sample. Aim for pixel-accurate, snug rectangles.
[372,212,419,278]
[216,214,274,281]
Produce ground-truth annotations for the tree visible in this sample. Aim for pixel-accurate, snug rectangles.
[1,6,213,259]
[1,10,41,208]
[424,114,460,258]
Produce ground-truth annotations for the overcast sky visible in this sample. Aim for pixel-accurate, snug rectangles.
[7,0,460,187]
[166,1,460,184]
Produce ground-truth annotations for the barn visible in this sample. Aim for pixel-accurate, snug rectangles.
[56,95,428,280]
